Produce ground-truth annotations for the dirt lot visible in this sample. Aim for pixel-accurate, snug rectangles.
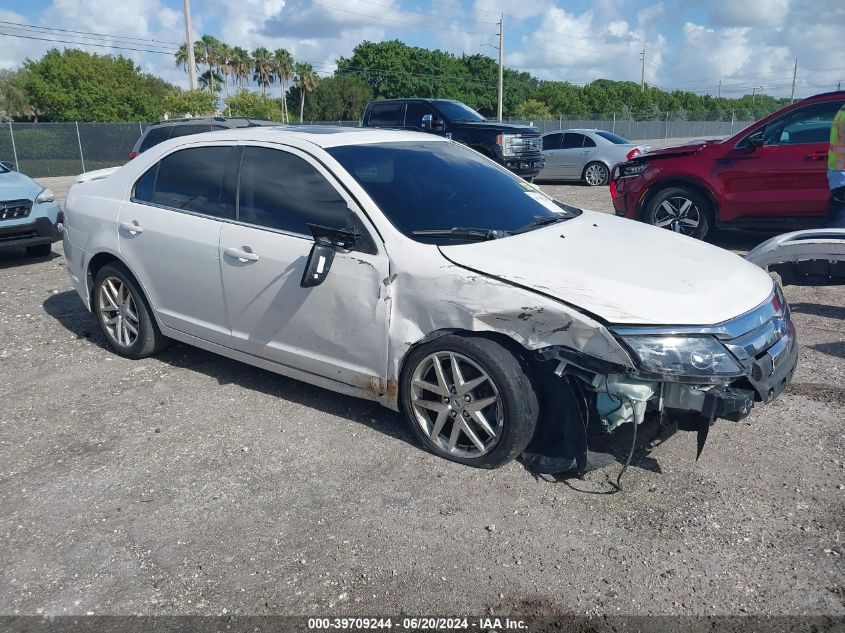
[0,177,843,619]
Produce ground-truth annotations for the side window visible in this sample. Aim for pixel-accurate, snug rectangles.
[763,101,844,146]
[133,165,157,201]
[368,103,402,127]
[542,134,562,150]
[138,126,173,152]
[583,135,597,148]
[144,146,232,217]
[170,124,212,138]
[561,133,584,149]
[237,147,351,237]
[404,102,433,128]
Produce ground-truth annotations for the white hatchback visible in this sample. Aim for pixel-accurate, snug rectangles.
[63,126,797,472]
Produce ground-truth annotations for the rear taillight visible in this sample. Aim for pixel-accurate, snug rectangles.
[626,148,641,160]
[128,151,138,160]
[609,180,618,199]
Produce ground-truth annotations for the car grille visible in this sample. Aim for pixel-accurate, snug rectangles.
[0,200,32,221]
[513,134,542,157]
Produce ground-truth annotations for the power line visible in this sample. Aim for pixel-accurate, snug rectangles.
[0,20,181,48]
[0,29,179,55]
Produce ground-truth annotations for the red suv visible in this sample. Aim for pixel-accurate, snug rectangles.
[611,91,845,239]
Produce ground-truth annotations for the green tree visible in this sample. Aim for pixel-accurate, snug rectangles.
[297,75,373,121]
[231,47,253,90]
[514,99,551,119]
[272,48,295,123]
[0,69,36,120]
[198,69,223,92]
[195,35,223,92]
[295,62,319,122]
[22,49,174,121]
[163,89,217,117]
[252,47,273,94]
[224,89,282,120]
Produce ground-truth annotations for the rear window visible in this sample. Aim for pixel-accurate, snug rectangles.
[595,131,631,144]
[170,124,212,138]
[368,103,402,127]
[133,146,232,218]
[138,126,173,152]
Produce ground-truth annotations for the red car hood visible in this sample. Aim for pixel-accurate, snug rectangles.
[642,139,722,159]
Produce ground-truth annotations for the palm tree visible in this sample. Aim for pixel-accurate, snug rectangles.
[252,47,273,94]
[195,35,223,92]
[218,43,235,98]
[295,62,319,123]
[231,47,252,89]
[272,48,295,122]
[198,69,224,93]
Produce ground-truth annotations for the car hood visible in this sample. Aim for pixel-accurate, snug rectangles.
[439,211,774,326]
[642,139,722,159]
[456,121,538,135]
[0,170,41,201]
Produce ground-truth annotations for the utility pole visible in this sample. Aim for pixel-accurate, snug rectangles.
[717,79,721,99]
[790,58,797,102]
[497,14,504,122]
[183,0,197,90]
[752,86,762,102]
[640,45,646,93]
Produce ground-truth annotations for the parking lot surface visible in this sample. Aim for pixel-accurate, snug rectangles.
[0,178,843,617]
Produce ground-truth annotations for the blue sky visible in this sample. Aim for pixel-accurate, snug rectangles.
[1,0,842,98]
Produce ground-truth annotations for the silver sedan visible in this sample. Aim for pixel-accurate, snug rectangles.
[538,129,650,186]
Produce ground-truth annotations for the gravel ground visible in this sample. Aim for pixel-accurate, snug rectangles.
[0,176,842,620]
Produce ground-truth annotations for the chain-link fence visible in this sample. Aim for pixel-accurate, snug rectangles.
[1,114,758,178]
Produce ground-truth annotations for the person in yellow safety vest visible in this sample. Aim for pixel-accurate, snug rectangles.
[827,103,845,227]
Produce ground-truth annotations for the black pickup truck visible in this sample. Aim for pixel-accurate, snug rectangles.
[361,98,544,180]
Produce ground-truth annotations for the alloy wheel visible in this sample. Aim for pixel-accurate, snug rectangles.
[98,276,140,347]
[410,351,503,459]
[653,196,701,236]
[584,163,608,186]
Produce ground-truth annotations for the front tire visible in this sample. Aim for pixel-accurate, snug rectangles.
[643,186,711,240]
[93,263,169,359]
[582,162,609,186]
[400,335,539,469]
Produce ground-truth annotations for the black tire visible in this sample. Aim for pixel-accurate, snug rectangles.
[643,186,712,240]
[26,243,52,257]
[582,161,609,186]
[92,262,169,359]
[399,335,539,469]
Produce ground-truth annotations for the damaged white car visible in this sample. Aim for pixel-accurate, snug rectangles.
[62,127,798,472]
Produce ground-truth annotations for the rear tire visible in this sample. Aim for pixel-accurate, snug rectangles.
[643,186,712,240]
[400,335,539,469]
[26,243,52,257]
[92,262,170,359]
[582,162,609,186]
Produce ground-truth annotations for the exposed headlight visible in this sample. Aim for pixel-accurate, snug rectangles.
[620,334,742,377]
[619,161,648,177]
[35,188,55,203]
[497,134,519,157]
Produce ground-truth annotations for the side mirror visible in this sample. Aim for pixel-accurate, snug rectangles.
[746,132,764,152]
[421,114,444,132]
[300,223,359,288]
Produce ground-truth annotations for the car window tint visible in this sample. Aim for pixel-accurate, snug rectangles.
[368,103,402,126]
[404,102,433,128]
[238,146,350,236]
[542,134,562,150]
[138,126,173,152]
[595,131,630,144]
[764,100,845,146]
[169,124,212,138]
[151,146,231,217]
[583,135,597,147]
[561,133,584,149]
[133,165,157,201]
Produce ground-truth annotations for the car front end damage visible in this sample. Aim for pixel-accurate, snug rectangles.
[527,286,797,471]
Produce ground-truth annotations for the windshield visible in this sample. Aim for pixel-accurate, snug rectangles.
[327,141,580,244]
[433,101,486,122]
[595,131,631,145]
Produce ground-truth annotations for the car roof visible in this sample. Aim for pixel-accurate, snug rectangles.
[542,129,601,135]
[172,125,450,149]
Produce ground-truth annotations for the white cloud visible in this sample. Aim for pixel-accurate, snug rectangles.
[710,0,791,28]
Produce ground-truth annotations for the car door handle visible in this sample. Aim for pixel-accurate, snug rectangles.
[119,220,143,234]
[224,247,260,262]
[806,152,827,160]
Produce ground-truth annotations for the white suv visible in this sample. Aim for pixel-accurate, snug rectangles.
[63,126,797,472]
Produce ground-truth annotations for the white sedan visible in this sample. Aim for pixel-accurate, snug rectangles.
[63,126,796,472]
